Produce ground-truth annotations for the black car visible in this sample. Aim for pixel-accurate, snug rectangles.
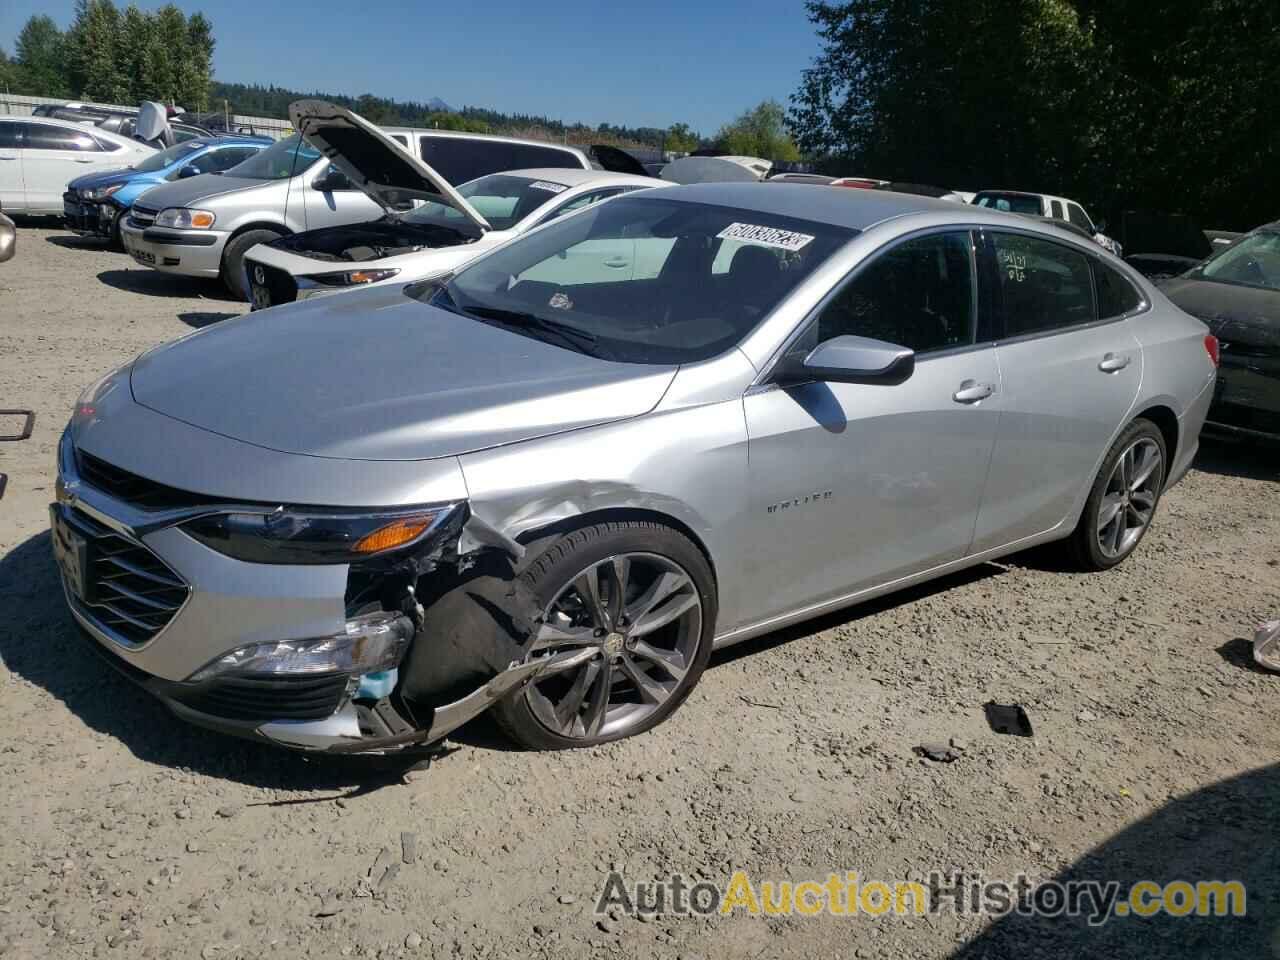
[1162,222,1280,441]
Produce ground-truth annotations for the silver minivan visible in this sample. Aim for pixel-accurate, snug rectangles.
[120,124,592,298]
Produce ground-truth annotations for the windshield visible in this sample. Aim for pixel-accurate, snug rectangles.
[427,196,856,364]
[1193,230,1280,292]
[403,174,567,231]
[131,140,203,174]
[224,134,320,181]
[973,192,1042,215]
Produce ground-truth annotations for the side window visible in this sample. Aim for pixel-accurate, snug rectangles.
[1066,203,1092,232]
[420,137,494,184]
[506,142,582,171]
[0,122,22,149]
[810,231,977,354]
[540,188,622,225]
[990,232,1095,336]
[1050,200,1065,220]
[390,134,408,148]
[26,123,102,151]
[1094,261,1144,318]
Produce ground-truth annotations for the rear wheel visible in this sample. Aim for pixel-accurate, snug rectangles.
[220,229,282,300]
[1065,419,1167,571]
[492,521,716,750]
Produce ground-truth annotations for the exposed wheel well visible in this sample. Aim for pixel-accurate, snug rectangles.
[1134,405,1179,478]
[514,508,718,592]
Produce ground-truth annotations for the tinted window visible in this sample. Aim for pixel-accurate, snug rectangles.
[991,232,1095,336]
[811,232,976,354]
[1066,203,1092,231]
[203,146,260,172]
[1050,200,1065,219]
[540,187,623,224]
[974,192,1041,215]
[26,123,101,151]
[0,121,22,149]
[434,197,856,364]
[225,134,320,180]
[420,136,581,185]
[1196,230,1280,292]
[1094,261,1143,318]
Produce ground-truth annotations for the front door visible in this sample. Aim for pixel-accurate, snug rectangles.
[0,122,22,211]
[22,122,109,212]
[970,229,1142,551]
[302,163,383,230]
[742,230,1002,624]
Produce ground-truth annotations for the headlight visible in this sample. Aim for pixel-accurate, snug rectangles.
[81,183,124,201]
[308,268,401,287]
[154,207,216,229]
[187,611,414,682]
[183,503,462,565]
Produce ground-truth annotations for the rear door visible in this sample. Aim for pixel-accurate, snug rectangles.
[0,121,23,211]
[301,162,383,230]
[971,229,1142,552]
[22,122,115,211]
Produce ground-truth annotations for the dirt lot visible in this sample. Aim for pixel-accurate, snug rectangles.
[0,225,1278,960]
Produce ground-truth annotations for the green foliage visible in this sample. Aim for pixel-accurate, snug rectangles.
[790,0,1280,230]
[14,15,70,97]
[664,122,700,153]
[716,101,800,162]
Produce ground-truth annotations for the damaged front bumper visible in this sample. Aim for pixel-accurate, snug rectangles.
[53,430,543,756]
[62,193,124,239]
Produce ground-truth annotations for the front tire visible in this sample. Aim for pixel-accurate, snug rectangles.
[220,229,281,300]
[1065,419,1167,571]
[492,521,717,750]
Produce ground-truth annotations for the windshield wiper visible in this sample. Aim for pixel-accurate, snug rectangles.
[462,304,603,356]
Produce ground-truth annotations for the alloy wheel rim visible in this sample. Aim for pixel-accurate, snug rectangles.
[523,552,702,740]
[1097,438,1162,559]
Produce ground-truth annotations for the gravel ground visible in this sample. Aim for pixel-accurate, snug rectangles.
[1,225,1278,960]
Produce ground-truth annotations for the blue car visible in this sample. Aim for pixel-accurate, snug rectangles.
[63,135,271,246]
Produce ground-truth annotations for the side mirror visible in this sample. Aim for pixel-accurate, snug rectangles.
[775,335,916,386]
[313,167,351,192]
[177,163,201,179]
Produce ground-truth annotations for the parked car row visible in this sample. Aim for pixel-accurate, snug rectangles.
[42,101,1226,759]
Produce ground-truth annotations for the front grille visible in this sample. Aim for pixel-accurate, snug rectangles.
[248,259,297,307]
[131,204,158,228]
[77,451,207,510]
[64,509,190,646]
[176,674,350,722]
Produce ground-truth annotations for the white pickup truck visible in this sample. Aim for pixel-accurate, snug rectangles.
[972,190,1122,256]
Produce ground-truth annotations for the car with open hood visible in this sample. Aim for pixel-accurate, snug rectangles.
[64,135,270,246]
[1161,221,1280,441]
[242,104,665,309]
[118,101,592,299]
[53,185,1215,758]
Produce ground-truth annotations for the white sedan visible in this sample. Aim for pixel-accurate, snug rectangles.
[0,115,154,215]
[242,104,665,309]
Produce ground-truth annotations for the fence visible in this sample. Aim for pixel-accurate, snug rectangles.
[0,92,293,139]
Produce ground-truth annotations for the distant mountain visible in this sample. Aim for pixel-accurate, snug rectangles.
[426,97,452,113]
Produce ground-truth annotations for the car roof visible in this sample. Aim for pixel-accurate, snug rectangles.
[1,114,141,148]
[379,126,589,158]
[488,168,660,188]
[654,182,968,230]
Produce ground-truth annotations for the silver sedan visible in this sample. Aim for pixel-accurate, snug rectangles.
[53,184,1217,754]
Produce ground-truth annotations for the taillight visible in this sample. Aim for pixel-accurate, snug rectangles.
[1204,334,1220,367]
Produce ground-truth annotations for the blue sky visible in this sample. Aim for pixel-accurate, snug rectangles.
[1,0,823,134]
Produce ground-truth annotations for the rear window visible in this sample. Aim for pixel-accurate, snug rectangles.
[974,192,1042,216]
[419,136,582,185]
[403,174,569,231]
[1094,261,1144,318]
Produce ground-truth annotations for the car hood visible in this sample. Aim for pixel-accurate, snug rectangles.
[129,286,677,461]
[1162,277,1280,351]
[67,166,136,191]
[290,99,490,232]
[127,173,269,210]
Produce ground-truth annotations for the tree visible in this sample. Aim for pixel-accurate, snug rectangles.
[66,0,129,104]
[15,15,69,97]
[716,101,800,162]
[182,12,214,110]
[664,122,699,153]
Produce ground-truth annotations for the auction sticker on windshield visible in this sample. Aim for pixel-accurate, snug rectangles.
[717,222,816,252]
[527,181,568,193]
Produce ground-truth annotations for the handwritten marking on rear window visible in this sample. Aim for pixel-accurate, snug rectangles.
[1000,249,1027,282]
[716,222,815,252]
[528,181,569,193]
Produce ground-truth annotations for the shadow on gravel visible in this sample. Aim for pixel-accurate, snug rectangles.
[1216,637,1273,676]
[0,529,419,789]
[710,562,1009,669]
[179,311,239,328]
[1193,437,1280,482]
[949,762,1279,959]
[45,234,111,250]
[97,268,233,301]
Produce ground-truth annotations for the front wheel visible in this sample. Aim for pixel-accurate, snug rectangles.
[1065,419,1167,571]
[492,521,717,750]
[220,229,282,300]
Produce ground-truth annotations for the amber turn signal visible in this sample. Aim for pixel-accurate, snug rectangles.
[352,516,436,554]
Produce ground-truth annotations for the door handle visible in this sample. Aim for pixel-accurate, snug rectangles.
[73,158,94,163]
[1098,353,1131,373]
[604,258,629,268]
[0,155,17,160]
[953,380,994,404]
